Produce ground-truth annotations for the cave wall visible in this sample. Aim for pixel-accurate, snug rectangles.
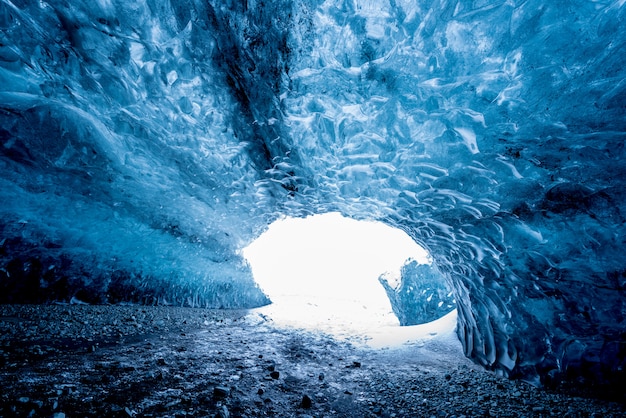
[1,0,625,388]
[281,0,626,387]
[0,0,285,307]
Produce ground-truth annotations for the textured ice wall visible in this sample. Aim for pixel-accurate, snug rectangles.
[0,0,301,306]
[1,0,625,389]
[281,0,626,389]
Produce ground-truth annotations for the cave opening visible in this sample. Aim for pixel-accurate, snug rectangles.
[243,212,457,347]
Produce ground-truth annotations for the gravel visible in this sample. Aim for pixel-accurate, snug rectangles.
[0,304,624,417]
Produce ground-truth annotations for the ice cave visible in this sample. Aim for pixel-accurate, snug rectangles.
[1,0,625,401]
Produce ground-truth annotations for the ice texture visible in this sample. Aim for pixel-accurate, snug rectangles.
[1,0,625,389]
[0,0,279,307]
[379,260,455,326]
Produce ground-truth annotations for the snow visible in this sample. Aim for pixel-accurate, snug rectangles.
[243,212,434,337]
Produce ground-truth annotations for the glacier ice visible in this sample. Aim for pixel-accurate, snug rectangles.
[1,0,626,390]
[379,259,455,326]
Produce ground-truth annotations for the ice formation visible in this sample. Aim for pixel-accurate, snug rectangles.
[380,259,456,326]
[1,0,625,389]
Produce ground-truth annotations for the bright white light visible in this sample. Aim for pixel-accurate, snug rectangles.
[243,212,455,346]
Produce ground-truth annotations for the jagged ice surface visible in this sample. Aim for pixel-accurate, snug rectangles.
[380,259,456,326]
[1,0,625,390]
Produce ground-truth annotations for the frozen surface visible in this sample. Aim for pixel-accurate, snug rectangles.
[1,0,626,389]
[380,260,456,326]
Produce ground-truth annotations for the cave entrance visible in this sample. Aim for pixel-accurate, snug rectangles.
[243,212,456,347]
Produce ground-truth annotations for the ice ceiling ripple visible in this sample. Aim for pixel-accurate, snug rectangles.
[1,0,625,390]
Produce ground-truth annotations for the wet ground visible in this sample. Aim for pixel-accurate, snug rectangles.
[1,304,624,417]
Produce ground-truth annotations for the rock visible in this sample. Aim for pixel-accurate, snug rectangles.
[217,405,229,418]
[301,394,312,409]
[270,371,280,379]
[1,305,625,418]
[213,386,230,398]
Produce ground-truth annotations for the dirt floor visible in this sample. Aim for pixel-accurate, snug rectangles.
[0,304,624,417]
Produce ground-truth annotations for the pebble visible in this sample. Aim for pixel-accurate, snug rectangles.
[301,394,312,408]
[213,386,230,398]
[1,304,624,418]
[217,405,229,418]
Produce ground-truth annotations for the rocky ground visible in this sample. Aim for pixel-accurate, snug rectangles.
[0,304,624,418]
